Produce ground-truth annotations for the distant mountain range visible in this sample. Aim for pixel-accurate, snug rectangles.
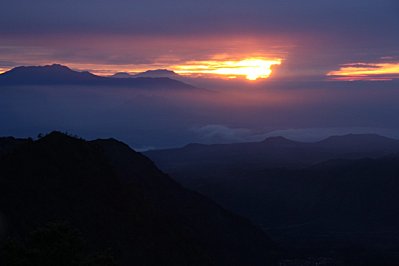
[145,133,399,263]
[112,69,181,79]
[111,72,134,78]
[0,132,276,265]
[146,134,399,170]
[134,69,180,78]
[0,64,196,90]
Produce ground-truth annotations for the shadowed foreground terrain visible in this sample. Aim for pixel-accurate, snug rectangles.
[147,134,399,265]
[0,132,276,266]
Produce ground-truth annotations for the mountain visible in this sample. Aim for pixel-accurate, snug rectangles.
[111,69,180,79]
[196,155,399,244]
[0,64,98,84]
[0,132,276,266]
[183,155,399,264]
[0,137,29,156]
[0,64,197,90]
[145,134,399,171]
[111,72,133,78]
[145,134,399,264]
[134,69,180,79]
[316,133,399,153]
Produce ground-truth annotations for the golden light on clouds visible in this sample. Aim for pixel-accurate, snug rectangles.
[0,54,284,80]
[0,67,8,74]
[173,58,282,80]
[0,58,283,80]
[0,34,289,79]
[328,62,399,81]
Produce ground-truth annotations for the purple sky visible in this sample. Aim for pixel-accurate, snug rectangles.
[1,0,398,79]
[1,0,399,148]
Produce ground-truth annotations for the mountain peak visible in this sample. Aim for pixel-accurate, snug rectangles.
[111,72,132,78]
[9,64,73,73]
[261,136,297,145]
[46,63,71,70]
[0,64,98,85]
[39,131,77,141]
[134,69,179,78]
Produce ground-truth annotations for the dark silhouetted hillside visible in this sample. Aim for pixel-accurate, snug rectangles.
[0,132,276,266]
[0,137,30,157]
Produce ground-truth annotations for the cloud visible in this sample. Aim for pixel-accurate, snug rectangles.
[192,125,268,144]
[0,0,397,38]
[1,0,398,80]
[2,81,399,149]
[327,62,399,81]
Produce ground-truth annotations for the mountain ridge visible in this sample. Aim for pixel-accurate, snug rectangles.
[0,64,197,90]
[145,133,399,264]
[0,131,277,266]
[134,69,180,78]
[146,133,399,169]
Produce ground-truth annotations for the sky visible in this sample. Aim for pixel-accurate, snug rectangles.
[1,0,399,148]
[1,0,398,79]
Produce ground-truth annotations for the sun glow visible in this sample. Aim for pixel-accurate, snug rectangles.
[173,58,282,80]
[0,57,283,80]
[327,62,399,81]
[0,68,8,74]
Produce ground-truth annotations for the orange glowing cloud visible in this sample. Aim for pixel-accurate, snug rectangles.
[0,34,289,79]
[327,62,399,81]
[46,57,283,80]
[62,57,283,80]
[172,57,282,80]
[59,63,154,76]
[0,67,10,74]
[0,58,283,80]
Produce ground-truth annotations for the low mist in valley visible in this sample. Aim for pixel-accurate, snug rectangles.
[2,81,399,149]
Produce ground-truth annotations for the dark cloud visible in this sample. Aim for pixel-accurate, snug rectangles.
[1,0,397,39]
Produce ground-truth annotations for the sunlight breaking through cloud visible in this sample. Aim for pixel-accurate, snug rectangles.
[173,57,282,80]
[328,62,399,81]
